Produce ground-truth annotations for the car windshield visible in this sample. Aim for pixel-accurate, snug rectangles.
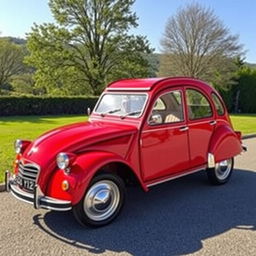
[95,93,148,117]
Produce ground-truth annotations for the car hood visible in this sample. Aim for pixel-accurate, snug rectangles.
[22,120,137,168]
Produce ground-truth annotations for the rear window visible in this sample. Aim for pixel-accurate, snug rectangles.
[186,89,213,120]
[212,93,225,116]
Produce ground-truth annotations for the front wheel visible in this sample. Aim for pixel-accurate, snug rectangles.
[73,173,126,227]
[207,158,234,185]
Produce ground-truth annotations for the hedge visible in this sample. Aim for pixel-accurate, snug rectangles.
[218,69,256,113]
[0,96,99,116]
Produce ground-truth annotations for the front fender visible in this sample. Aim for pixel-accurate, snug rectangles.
[67,151,145,205]
[209,125,242,163]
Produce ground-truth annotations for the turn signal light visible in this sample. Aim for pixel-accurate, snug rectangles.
[61,180,70,191]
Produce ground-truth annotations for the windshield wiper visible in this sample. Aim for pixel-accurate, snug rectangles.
[120,111,141,119]
[100,108,121,117]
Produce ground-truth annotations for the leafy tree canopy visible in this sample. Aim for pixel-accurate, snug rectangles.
[0,38,26,94]
[26,0,154,96]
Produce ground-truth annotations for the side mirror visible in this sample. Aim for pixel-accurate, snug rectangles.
[87,107,91,116]
[149,114,163,125]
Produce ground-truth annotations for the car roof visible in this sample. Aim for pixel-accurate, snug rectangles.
[106,77,213,93]
[107,78,162,91]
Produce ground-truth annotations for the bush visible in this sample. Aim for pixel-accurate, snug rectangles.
[238,69,256,113]
[218,67,256,113]
[218,88,233,112]
[0,96,98,116]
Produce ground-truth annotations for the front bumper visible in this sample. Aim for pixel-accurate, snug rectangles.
[5,171,72,211]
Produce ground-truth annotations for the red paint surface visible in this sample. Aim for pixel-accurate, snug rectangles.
[15,77,242,204]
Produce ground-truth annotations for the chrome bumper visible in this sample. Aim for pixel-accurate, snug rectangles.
[5,171,72,211]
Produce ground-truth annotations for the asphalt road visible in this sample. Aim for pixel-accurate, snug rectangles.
[0,138,256,256]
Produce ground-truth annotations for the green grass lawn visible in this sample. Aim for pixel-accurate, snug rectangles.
[230,114,256,135]
[0,115,87,183]
[0,114,255,183]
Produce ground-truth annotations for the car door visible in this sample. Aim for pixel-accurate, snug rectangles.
[140,88,190,181]
[185,87,216,168]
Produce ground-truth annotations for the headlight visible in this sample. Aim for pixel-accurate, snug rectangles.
[14,140,22,154]
[14,139,23,154]
[14,139,31,154]
[56,153,70,170]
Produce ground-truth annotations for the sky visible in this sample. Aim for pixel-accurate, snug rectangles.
[0,0,255,62]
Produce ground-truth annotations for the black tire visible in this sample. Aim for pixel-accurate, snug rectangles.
[73,173,126,227]
[207,158,234,185]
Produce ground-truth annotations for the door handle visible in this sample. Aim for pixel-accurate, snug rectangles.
[209,120,217,126]
[179,126,189,131]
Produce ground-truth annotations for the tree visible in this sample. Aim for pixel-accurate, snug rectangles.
[159,3,243,87]
[11,73,36,95]
[26,0,153,96]
[0,38,25,92]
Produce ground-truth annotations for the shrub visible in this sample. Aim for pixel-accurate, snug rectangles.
[218,67,256,113]
[0,96,98,116]
[238,68,256,113]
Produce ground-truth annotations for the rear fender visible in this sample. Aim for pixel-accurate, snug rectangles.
[69,151,146,205]
[208,125,242,164]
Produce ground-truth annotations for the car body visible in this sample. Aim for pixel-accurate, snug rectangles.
[6,77,244,227]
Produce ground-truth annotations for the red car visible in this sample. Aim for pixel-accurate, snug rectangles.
[6,77,245,227]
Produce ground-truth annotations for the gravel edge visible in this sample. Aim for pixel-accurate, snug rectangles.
[242,134,256,140]
[0,183,5,192]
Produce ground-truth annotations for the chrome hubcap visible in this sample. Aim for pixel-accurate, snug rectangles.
[215,159,232,180]
[83,180,120,221]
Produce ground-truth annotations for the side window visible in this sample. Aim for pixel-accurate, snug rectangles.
[212,93,225,115]
[149,90,184,125]
[153,98,166,110]
[186,89,213,120]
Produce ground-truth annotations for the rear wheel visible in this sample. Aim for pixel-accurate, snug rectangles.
[207,158,234,185]
[73,173,125,227]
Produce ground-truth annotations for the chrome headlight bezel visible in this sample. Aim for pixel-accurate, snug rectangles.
[56,152,70,170]
[14,139,23,154]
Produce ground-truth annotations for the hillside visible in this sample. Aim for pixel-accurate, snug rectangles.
[0,36,26,45]
[246,62,256,69]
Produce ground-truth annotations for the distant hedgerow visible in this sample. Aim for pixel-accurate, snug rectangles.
[0,96,98,116]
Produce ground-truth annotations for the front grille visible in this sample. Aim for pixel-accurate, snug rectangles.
[18,161,40,182]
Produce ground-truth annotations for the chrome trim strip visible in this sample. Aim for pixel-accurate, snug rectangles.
[18,169,37,178]
[10,182,34,204]
[19,166,38,173]
[20,160,41,183]
[8,180,72,211]
[146,167,205,188]
[40,197,71,205]
[40,205,71,212]
[18,159,41,185]
[107,87,151,91]
[20,158,41,172]
[11,191,34,205]
[34,184,40,209]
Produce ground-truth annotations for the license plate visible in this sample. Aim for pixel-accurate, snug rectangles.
[16,175,35,191]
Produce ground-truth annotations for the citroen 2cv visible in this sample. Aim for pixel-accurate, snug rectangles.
[6,77,244,227]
